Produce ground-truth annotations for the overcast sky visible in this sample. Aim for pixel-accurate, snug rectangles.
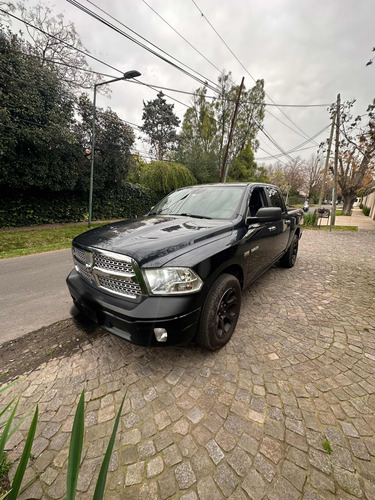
[7,0,375,165]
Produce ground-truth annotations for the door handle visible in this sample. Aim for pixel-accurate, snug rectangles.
[285,220,291,225]
[268,226,276,231]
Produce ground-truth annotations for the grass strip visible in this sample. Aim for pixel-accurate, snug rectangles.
[304,225,357,232]
[0,224,106,259]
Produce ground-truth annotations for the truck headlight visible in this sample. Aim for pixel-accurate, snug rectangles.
[143,268,203,295]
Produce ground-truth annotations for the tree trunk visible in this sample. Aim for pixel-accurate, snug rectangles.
[342,194,357,215]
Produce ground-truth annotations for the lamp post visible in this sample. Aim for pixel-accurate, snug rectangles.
[88,70,141,228]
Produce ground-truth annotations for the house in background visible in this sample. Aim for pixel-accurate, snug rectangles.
[362,190,375,220]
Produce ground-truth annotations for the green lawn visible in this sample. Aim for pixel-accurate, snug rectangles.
[0,220,358,259]
[0,224,106,259]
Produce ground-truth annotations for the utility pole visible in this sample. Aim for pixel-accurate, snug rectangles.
[317,112,336,208]
[219,77,245,183]
[330,93,340,230]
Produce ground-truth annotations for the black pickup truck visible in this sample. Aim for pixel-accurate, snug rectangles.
[66,183,303,350]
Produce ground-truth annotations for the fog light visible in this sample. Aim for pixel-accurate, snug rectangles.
[154,328,168,342]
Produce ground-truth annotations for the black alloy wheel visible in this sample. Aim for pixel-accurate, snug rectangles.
[196,273,242,350]
[216,286,240,339]
[280,233,299,268]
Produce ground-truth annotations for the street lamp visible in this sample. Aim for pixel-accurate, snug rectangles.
[88,70,141,228]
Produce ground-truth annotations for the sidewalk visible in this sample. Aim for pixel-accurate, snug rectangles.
[316,206,375,231]
[335,207,375,231]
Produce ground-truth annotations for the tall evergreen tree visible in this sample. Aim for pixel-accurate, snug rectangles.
[141,92,180,160]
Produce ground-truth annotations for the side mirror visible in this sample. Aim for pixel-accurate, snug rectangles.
[246,207,282,224]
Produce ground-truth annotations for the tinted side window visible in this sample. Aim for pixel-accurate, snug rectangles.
[267,187,285,210]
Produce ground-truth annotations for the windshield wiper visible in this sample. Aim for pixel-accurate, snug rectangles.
[179,213,212,219]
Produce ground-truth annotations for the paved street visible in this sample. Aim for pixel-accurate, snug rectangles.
[0,249,77,344]
[1,228,375,499]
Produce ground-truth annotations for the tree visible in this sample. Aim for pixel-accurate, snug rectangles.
[0,1,15,24]
[266,168,291,199]
[177,72,265,183]
[177,87,219,183]
[283,157,306,194]
[0,28,81,192]
[227,142,268,183]
[303,154,322,201]
[215,73,265,167]
[16,1,104,91]
[332,99,375,215]
[74,94,135,192]
[141,92,180,160]
[366,47,375,67]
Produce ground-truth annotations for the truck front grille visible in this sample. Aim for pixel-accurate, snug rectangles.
[72,247,144,299]
[94,253,133,275]
[97,275,142,297]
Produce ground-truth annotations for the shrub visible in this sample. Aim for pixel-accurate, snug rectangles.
[0,184,154,228]
[303,212,316,226]
[135,160,197,199]
[362,206,370,216]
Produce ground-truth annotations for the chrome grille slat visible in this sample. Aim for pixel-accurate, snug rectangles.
[73,247,86,264]
[98,275,142,298]
[76,261,93,283]
[94,254,133,274]
[72,246,142,299]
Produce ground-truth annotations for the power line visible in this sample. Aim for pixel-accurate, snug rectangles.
[257,125,295,163]
[256,145,317,161]
[3,6,329,164]
[1,11,191,110]
[141,0,224,77]
[190,0,324,146]
[136,0,327,159]
[1,9,123,75]
[129,80,330,107]
[257,146,288,167]
[256,123,331,160]
[72,0,221,94]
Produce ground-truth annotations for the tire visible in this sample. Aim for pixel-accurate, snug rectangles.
[196,274,241,350]
[279,233,299,268]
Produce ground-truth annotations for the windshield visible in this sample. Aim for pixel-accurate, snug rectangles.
[149,186,246,220]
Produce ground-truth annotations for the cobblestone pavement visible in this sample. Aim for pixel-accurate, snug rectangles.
[2,229,375,500]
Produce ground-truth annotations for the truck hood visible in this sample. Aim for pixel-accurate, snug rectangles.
[73,215,234,267]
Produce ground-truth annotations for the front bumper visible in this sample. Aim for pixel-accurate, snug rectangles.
[66,270,202,347]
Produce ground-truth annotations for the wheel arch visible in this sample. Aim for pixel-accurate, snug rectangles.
[218,264,244,289]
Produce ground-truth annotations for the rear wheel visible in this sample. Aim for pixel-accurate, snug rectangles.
[196,274,241,350]
[279,233,299,268]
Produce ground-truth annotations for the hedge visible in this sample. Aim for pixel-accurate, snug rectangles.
[0,184,157,228]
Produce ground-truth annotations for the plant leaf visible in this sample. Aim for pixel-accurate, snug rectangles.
[0,379,20,395]
[0,397,19,461]
[7,408,33,441]
[65,390,85,500]
[0,398,16,421]
[93,394,126,500]
[7,405,38,500]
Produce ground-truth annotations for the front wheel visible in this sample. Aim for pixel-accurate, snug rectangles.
[196,274,241,350]
[279,233,299,268]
